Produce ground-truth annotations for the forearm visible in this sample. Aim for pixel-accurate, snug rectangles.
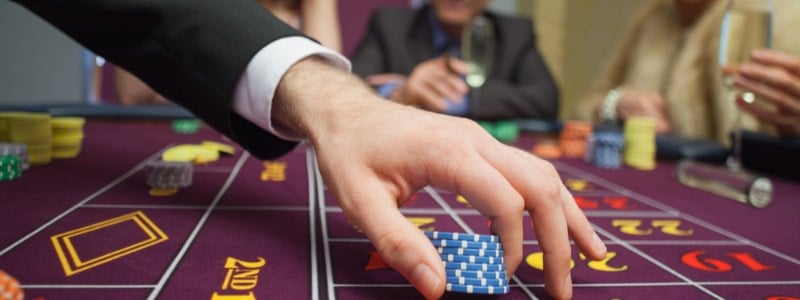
[273,56,377,142]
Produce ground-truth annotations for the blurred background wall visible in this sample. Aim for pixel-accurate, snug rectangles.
[0,1,85,105]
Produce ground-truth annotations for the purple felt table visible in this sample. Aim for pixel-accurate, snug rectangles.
[1,120,798,300]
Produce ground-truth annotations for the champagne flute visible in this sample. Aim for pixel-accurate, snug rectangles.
[461,16,494,113]
[675,0,774,208]
[717,0,773,171]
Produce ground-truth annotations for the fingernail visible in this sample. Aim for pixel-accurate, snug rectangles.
[412,263,440,296]
[592,231,607,253]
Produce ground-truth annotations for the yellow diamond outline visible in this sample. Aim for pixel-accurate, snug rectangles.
[51,210,169,276]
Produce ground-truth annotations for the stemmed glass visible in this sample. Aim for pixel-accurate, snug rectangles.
[461,16,494,112]
[718,0,773,171]
[675,0,774,208]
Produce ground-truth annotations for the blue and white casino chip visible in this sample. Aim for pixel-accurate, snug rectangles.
[424,231,499,243]
[446,276,507,287]
[441,254,503,264]
[443,261,505,272]
[432,239,501,250]
[438,247,503,257]
[445,269,507,279]
[446,283,510,294]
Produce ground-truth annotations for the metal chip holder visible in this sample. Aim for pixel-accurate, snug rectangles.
[676,159,773,208]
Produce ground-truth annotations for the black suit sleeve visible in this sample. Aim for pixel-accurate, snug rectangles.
[11,0,306,159]
[469,20,559,120]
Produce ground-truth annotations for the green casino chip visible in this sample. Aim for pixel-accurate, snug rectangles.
[494,120,519,143]
[172,119,200,134]
[0,155,22,181]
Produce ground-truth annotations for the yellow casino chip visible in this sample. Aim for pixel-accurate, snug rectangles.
[201,141,236,155]
[51,117,86,128]
[162,144,219,164]
[149,188,179,197]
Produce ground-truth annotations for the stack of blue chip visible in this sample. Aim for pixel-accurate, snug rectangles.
[592,132,625,169]
[425,231,510,295]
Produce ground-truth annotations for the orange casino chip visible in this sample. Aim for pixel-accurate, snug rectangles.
[559,120,592,158]
[560,140,586,158]
[0,269,24,300]
[533,143,562,159]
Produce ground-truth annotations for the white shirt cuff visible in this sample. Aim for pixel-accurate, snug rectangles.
[232,36,351,141]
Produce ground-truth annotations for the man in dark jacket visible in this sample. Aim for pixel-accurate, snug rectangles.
[352,0,559,120]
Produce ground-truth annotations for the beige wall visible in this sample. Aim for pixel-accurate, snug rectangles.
[520,0,644,120]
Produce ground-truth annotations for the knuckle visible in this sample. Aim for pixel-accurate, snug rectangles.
[528,160,563,205]
[508,194,526,213]
[542,169,564,201]
[427,124,465,147]
[373,231,411,263]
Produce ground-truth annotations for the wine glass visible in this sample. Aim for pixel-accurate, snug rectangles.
[461,16,494,113]
[717,0,773,171]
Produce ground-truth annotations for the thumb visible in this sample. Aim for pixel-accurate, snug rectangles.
[448,57,470,76]
[337,176,445,299]
[371,216,446,299]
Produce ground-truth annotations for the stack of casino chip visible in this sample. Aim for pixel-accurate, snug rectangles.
[0,116,8,142]
[51,117,86,159]
[426,231,509,295]
[592,132,625,169]
[623,117,657,170]
[146,160,193,196]
[0,112,52,165]
[559,121,592,158]
[0,143,29,170]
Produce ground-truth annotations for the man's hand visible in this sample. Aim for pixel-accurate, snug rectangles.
[365,73,407,87]
[274,57,607,299]
[725,49,800,136]
[389,56,469,113]
[615,89,672,132]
